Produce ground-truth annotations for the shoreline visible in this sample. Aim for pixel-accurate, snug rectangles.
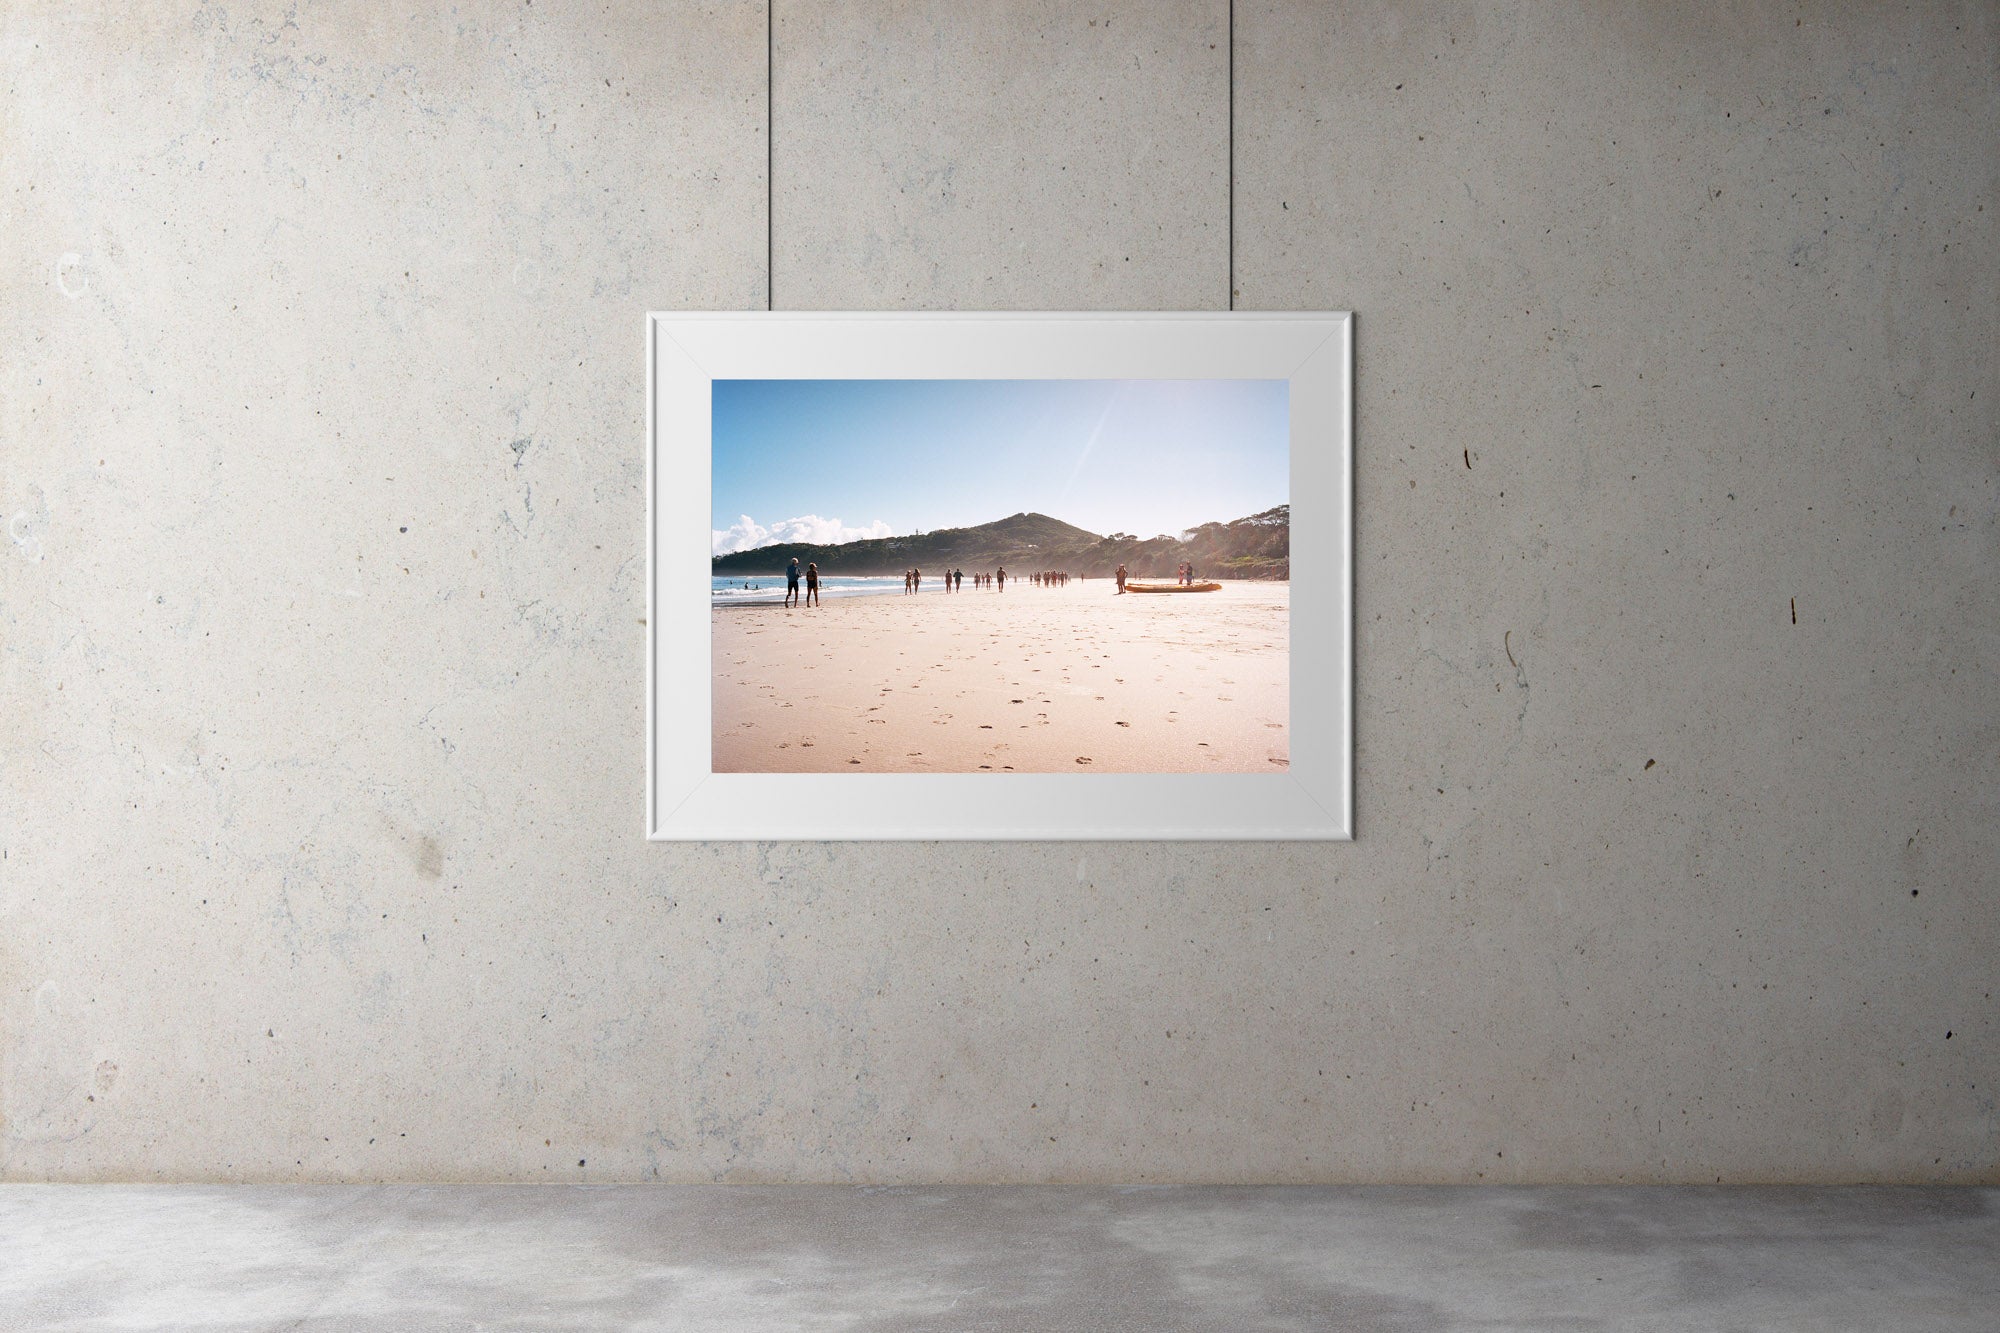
[712,575,1287,609]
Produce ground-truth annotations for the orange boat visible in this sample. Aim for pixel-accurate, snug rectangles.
[1124,581,1221,593]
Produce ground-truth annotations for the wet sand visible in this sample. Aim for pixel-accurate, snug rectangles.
[711,581,1288,773]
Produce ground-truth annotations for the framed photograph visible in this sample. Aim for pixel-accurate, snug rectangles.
[647,312,1352,840]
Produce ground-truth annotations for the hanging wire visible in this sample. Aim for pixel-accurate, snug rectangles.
[767,1,775,311]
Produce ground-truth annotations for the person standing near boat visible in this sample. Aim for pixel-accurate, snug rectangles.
[1115,563,1127,594]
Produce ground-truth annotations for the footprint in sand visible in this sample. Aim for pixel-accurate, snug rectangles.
[1217,696,1233,702]
[1269,756,1289,767]
[979,764,993,770]
[800,740,815,747]
[1010,699,1024,704]
[980,724,994,730]
[1265,722,1283,729]
[1075,756,1092,765]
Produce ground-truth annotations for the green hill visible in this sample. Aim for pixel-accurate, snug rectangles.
[712,506,1289,580]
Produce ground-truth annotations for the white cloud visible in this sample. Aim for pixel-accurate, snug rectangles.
[711,514,899,557]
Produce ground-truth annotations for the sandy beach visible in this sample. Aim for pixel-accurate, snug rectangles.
[712,581,1288,773]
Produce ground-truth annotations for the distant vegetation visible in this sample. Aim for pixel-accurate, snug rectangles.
[712,506,1290,579]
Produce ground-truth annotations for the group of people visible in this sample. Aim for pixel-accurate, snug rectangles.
[784,556,819,608]
[779,557,1090,607]
[897,567,1077,591]
[1110,561,1204,593]
[902,567,971,594]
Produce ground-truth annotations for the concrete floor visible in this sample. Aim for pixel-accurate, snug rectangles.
[1,1186,1994,1331]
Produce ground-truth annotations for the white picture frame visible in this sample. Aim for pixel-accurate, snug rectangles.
[648,311,1352,840]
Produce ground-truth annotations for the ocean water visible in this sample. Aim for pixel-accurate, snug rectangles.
[711,574,916,606]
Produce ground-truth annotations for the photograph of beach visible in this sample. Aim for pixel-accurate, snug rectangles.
[711,378,1289,774]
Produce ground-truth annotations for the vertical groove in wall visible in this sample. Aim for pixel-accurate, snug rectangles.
[1227,0,1234,310]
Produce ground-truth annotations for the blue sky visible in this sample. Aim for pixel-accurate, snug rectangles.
[711,378,1287,555]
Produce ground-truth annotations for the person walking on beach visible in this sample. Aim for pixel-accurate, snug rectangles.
[786,556,802,608]
[804,561,821,607]
[996,566,1006,591]
[1115,563,1128,594]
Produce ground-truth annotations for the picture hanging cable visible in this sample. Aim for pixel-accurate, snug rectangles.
[767,0,775,311]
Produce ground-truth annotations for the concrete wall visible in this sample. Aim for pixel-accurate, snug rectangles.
[2,1,1992,1183]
